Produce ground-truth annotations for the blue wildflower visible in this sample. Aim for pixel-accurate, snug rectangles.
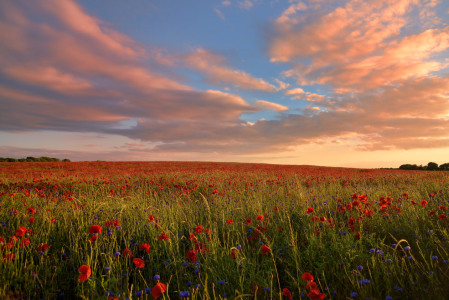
[180,291,190,298]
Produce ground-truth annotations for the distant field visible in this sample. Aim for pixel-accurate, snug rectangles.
[1,161,448,299]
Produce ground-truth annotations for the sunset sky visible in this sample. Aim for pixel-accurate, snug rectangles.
[1,0,449,168]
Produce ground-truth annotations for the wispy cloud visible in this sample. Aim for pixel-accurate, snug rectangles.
[238,0,254,10]
[256,100,289,112]
[184,48,277,92]
[214,8,225,20]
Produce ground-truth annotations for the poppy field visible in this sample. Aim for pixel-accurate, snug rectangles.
[1,161,448,299]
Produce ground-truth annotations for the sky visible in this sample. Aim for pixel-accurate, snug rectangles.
[1,0,449,168]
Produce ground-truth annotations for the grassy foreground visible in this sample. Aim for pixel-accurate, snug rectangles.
[0,161,448,299]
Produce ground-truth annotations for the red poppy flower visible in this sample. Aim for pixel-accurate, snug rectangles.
[420,200,428,207]
[151,282,166,299]
[3,253,15,263]
[89,235,98,243]
[439,214,446,220]
[195,241,208,253]
[261,245,271,255]
[19,238,30,248]
[78,265,91,282]
[123,247,133,258]
[139,243,151,254]
[27,207,36,214]
[188,233,197,242]
[15,226,27,238]
[28,216,35,224]
[282,288,292,299]
[230,249,238,259]
[89,225,101,234]
[133,258,145,268]
[195,225,203,233]
[302,272,314,281]
[148,215,155,223]
[158,232,169,241]
[226,219,233,225]
[306,281,317,290]
[307,207,314,214]
[439,205,447,211]
[38,243,50,251]
[308,288,325,300]
[256,215,263,221]
[246,218,252,225]
[186,250,197,262]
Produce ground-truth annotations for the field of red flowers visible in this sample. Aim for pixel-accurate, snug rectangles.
[1,161,448,299]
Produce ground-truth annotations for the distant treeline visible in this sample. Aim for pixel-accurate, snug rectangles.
[399,162,449,171]
[0,156,71,162]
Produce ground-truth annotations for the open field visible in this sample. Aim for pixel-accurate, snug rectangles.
[1,161,448,299]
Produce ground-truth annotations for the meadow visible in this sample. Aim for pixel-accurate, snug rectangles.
[0,161,448,300]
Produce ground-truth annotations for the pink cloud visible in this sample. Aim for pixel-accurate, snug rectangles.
[0,0,272,135]
[275,2,307,24]
[256,100,289,112]
[268,0,449,89]
[4,66,92,93]
[185,48,277,92]
[39,0,143,58]
[238,0,253,10]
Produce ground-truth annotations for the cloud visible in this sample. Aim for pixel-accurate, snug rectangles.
[238,0,254,10]
[215,8,225,20]
[276,1,307,24]
[184,48,277,92]
[256,100,289,112]
[285,87,305,97]
[274,79,290,90]
[0,1,278,141]
[284,88,325,102]
[123,76,449,153]
[268,0,449,89]
[3,66,92,93]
